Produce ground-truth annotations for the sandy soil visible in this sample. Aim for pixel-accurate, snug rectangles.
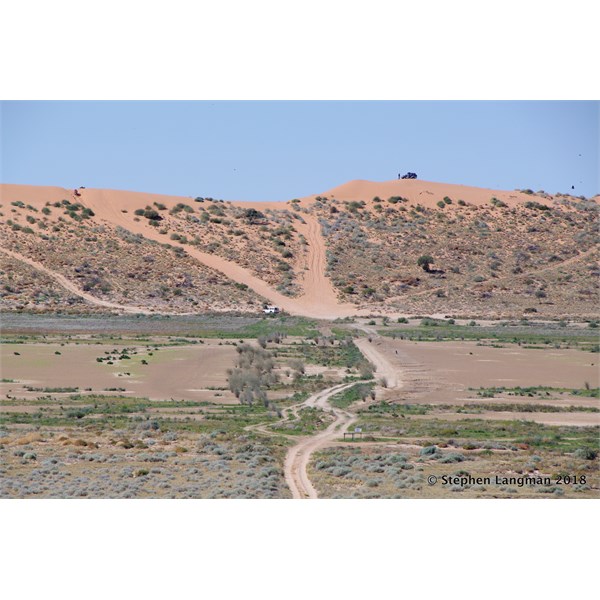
[77,188,348,318]
[354,338,599,426]
[394,340,598,391]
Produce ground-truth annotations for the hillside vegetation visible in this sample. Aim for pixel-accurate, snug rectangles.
[310,191,598,318]
[1,180,597,319]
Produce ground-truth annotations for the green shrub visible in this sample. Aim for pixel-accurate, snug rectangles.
[525,201,550,211]
[574,448,598,460]
[347,201,365,212]
[143,209,161,220]
[439,452,465,463]
[417,255,434,272]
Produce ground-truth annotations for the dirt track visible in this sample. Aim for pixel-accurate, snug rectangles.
[250,331,404,499]
[284,334,404,498]
[243,381,356,498]
[283,383,356,498]
[291,215,356,318]
[354,337,400,389]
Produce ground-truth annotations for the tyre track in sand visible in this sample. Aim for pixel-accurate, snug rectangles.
[80,189,357,319]
[291,215,357,319]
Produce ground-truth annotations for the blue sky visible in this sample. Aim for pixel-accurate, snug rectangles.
[1,101,598,200]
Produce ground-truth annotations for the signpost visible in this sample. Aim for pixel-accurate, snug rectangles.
[344,427,363,441]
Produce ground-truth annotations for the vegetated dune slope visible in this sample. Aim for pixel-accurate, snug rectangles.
[80,188,355,318]
[303,179,554,208]
[0,184,356,318]
[1,181,597,319]
[299,179,598,318]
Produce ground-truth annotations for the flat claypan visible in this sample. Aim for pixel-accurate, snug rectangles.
[1,342,237,403]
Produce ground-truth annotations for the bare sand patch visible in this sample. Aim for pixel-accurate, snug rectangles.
[364,338,599,414]
[394,339,597,389]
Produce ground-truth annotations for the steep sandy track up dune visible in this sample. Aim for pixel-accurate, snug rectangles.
[79,188,356,319]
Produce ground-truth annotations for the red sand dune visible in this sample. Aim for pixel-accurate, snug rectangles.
[301,178,555,208]
[0,180,588,318]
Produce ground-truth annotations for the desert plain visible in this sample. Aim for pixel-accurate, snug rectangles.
[1,180,598,498]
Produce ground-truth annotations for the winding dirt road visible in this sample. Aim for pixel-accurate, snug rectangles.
[247,329,403,499]
[283,382,356,499]
[283,331,403,498]
[244,381,356,498]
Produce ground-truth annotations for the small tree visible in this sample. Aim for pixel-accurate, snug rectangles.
[358,361,374,379]
[417,255,434,272]
[143,209,162,221]
[243,208,265,224]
